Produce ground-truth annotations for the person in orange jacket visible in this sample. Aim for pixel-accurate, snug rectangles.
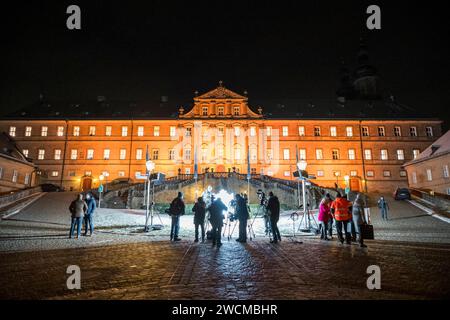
[330,192,352,244]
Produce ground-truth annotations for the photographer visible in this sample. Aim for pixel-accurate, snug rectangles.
[266,192,281,243]
[169,192,185,241]
[235,194,249,243]
[192,197,206,243]
[209,196,227,247]
[257,189,270,234]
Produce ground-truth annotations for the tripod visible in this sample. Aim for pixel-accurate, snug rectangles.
[223,216,239,240]
[297,205,319,234]
[248,204,268,240]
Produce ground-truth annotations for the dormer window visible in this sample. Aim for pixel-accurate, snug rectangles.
[202,107,208,116]
[233,106,240,116]
[218,106,224,116]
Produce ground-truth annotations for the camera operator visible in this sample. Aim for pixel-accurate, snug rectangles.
[208,196,227,247]
[266,192,281,243]
[235,193,249,243]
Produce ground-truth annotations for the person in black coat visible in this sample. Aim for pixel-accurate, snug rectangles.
[266,192,281,243]
[235,194,249,243]
[169,192,185,241]
[192,197,206,242]
[208,197,227,247]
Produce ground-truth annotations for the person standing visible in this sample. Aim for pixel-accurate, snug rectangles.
[169,192,185,241]
[69,194,87,239]
[192,197,206,242]
[352,193,367,248]
[330,192,352,244]
[267,192,281,243]
[378,196,390,221]
[84,193,96,236]
[209,197,227,247]
[235,194,249,243]
[318,194,332,241]
[257,189,270,234]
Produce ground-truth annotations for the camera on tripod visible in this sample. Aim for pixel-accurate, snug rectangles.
[228,211,238,222]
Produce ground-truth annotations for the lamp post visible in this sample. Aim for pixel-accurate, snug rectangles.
[297,160,307,215]
[334,171,340,188]
[99,174,104,208]
[144,160,155,231]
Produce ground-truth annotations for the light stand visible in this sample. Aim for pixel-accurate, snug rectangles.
[296,161,319,234]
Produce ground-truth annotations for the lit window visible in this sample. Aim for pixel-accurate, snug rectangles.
[202,107,208,116]
[38,149,45,160]
[443,165,449,178]
[364,149,372,160]
[266,126,272,136]
[413,149,420,159]
[169,149,175,160]
[137,126,144,137]
[299,149,306,160]
[41,126,48,137]
[152,150,159,160]
[383,170,391,177]
[332,149,339,160]
[426,127,433,137]
[170,126,176,137]
[397,149,405,160]
[234,127,240,136]
[185,168,191,174]
[71,149,78,160]
[367,170,374,177]
[121,126,128,137]
[412,172,417,184]
[118,171,125,177]
[54,149,62,160]
[426,169,433,181]
[330,126,337,137]
[350,170,358,177]
[184,149,191,161]
[378,126,385,137]
[394,126,402,137]
[298,126,305,136]
[234,147,241,160]
[73,126,80,136]
[283,149,290,160]
[410,127,417,137]
[87,149,94,160]
[314,127,321,137]
[136,149,143,160]
[282,126,289,137]
[317,170,324,177]
[346,127,353,137]
[103,149,110,160]
[105,126,112,136]
[12,170,18,183]
[51,171,59,177]
[362,127,369,137]
[25,126,32,137]
[233,106,240,116]
[284,171,290,177]
[85,171,92,176]
[250,126,257,137]
[57,126,64,137]
[315,149,323,160]
[400,170,407,177]
[381,149,388,160]
[218,106,224,116]
[120,149,127,160]
[24,173,30,185]
[22,149,29,157]
[89,126,96,136]
[154,126,160,137]
[185,127,192,137]
[348,149,356,160]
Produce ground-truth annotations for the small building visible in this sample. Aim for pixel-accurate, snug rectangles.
[404,130,450,195]
[0,133,38,193]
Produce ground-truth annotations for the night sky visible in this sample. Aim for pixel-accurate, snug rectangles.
[1,1,449,127]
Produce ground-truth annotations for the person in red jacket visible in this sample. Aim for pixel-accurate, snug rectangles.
[318,194,332,240]
[330,192,352,244]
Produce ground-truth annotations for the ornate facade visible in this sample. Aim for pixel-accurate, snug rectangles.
[0,83,442,193]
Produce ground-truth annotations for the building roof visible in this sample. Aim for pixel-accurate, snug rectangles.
[0,91,440,121]
[0,133,35,167]
[404,130,450,166]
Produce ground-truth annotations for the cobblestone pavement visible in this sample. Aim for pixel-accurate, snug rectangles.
[0,238,449,300]
[0,192,449,299]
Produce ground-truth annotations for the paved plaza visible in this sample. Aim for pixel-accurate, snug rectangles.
[0,192,449,299]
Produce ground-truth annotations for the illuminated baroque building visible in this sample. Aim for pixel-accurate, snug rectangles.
[0,81,442,193]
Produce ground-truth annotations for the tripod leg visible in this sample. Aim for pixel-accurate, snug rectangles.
[298,212,305,232]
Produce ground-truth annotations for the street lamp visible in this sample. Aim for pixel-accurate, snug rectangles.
[99,174,104,208]
[296,160,308,214]
[334,171,340,188]
[144,160,155,231]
